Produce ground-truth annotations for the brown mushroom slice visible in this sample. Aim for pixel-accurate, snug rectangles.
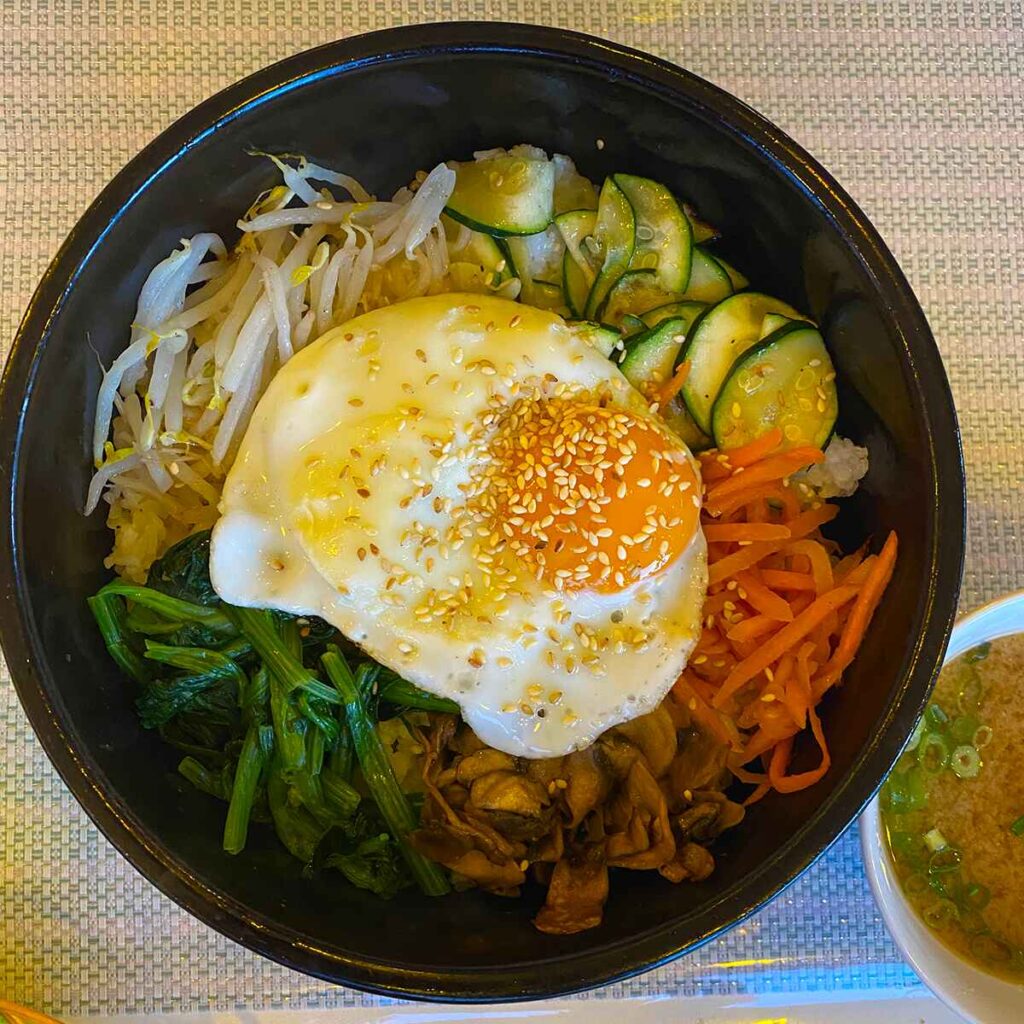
[533,845,609,935]
[455,748,517,784]
[668,725,730,794]
[468,770,554,841]
[608,705,678,778]
[411,828,526,891]
[562,745,613,827]
[659,841,715,884]
[606,759,676,870]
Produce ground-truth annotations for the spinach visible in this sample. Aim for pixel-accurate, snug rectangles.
[147,530,218,606]
[90,529,451,897]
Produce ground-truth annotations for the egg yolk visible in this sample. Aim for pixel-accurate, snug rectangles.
[479,392,701,593]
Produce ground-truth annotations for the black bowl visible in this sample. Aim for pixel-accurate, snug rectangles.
[0,22,964,1001]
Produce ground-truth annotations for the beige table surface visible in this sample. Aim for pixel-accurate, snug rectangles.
[2,0,1022,1017]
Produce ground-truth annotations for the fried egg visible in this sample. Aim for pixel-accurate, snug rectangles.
[210,294,707,757]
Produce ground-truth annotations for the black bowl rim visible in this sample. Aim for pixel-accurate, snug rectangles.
[0,21,965,1002]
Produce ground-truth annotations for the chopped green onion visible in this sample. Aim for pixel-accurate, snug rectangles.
[888,830,921,860]
[971,932,1014,964]
[962,882,991,911]
[917,732,950,773]
[950,745,981,779]
[923,828,948,853]
[925,703,950,731]
[923,898,959,929]
[973,724,993,749]
[965,642,991,663]
[949,714,980,746]
[929,846,962,874]
[958,906,988,936]
[1010,815,1024,837]
[885,766,928,814]
[905,716,926,752]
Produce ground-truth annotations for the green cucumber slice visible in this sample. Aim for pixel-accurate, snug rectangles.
[600,269,677,325]
[618,318,711,451]
[584,178,636,319]
[567,320,620,358]
[641,300,707,332]
[713,254,749,291]
[681,248,733,303]
[555,209,599,317]
[681,291,803,433]
[445,155,555,236]
[712,321,837,450]
[759,312,791,338]
[614,174,692,293]
[505,228,565,307]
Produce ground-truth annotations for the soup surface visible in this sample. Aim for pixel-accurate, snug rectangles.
[881,633,1024,981]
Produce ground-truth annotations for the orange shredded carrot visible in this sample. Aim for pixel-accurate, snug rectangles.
[712,585,859,707]
[760,568,816,592]
[768,705,831,793]
[785,539,834,594]
[725,613,778,644]
[735,570,794,622]
[705,447,825,507]
[655,359,691,407]
[707,504,839,586]
[703,522,792,543]
[814,531,898,696]
[723,427,784,468]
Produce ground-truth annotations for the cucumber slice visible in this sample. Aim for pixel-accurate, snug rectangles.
[683,202,719,244]
[713,254,749,291]
[681,248,733,303]
[614,174,692,293]
[505,227,565,307]
[584,178,636,319]
[641,300,707,332]
[681,291,803,433]
[553,154,598,214]
[618,319,711,452]
[445,155,555,236]
[759,312,791,338]
[529,279,567,312]
[567,320,620,358]
[555,209,599,318]
[600,269,677,325]
[620,313,648,337]
[712,321,837,451]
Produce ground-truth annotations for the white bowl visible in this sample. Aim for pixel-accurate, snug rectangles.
[860,590,1024,1023]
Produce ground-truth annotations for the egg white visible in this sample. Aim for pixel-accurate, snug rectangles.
[211,294,707,757]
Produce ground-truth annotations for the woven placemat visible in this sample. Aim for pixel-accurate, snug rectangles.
[2,1,1022,1015]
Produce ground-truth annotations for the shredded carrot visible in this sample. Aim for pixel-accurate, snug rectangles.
[703,522,792,543]
[713,585,858,707]
[768,705,831,793]
[735,570,794,622]
[785,539,834,594]
[707,504,839,586]
[814,531,898,696]
[655,359,691,407]
[687,439,897,802]
[705,447,824,507]
[725,613,778,644]
[760,569,816,592]
[723,427,784,468]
